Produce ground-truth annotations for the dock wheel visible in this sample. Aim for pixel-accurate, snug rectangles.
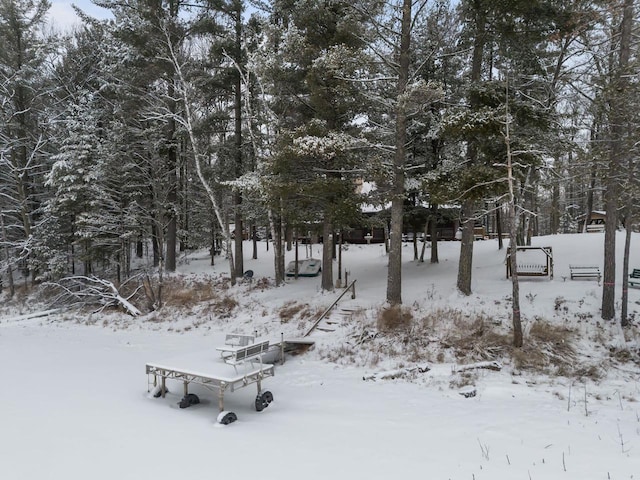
[178,393,200,409]
[255,394,268,412]
[152,386,169,398]
[217,411,237,425]
[255,391,273,412]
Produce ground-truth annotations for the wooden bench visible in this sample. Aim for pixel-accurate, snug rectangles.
[217,340,270,366]
[569,265,601,284]
[586,224,605,233]
[629,269,640,287]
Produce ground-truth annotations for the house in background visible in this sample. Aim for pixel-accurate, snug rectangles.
[576,211,606,233]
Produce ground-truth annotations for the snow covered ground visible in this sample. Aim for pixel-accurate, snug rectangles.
[1,232,640,479]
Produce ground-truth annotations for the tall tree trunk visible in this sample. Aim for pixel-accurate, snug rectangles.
[420,204,438,263]
[457,199,475,295]
[269,207,285,286]
[621,216,632,327]
[0,212,15,298]
[457,0,486,295]
[151,222,160,267]
[602,0,633,321]
[252,224,258,260]
[419,222,427,262]
[157,258,164,309]
[337,230,343,287]
[551,171,560,234]
[429,212,439,264]
[165,117,177,272]
[508,204,523,347]
[496,202,504,250]
[180,150,189,252]
[505,80,523,347]
[384,222,389,253]
[386,0,412,305]
[233,2,244,278]
[210,216,217,266]
[164,1,180,272]
[294,233,299,279]
[585,147,597,233]
[321,216,334,292]
[223,208,236,286]
[233,199,243,277]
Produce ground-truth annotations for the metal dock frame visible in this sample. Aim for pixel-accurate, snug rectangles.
[146,363,275,413]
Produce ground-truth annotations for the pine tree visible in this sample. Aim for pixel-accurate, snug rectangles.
[255,0,371,291]
[32,24,147,281]
[449,0,568,295]
[0,0,55,284]
[94,0,194,273]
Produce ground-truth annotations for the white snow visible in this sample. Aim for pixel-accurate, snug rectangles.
[1,232,639,479]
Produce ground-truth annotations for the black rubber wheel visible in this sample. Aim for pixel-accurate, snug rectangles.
[178,393,200,408]
[255,395,267,412]
[219,412,237,425]
[263,391,274,404]
[153,386,168,398]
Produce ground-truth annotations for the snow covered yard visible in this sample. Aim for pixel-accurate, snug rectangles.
[1,232,640,479]
[0,324,638,479]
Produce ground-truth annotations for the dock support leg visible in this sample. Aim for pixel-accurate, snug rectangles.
[148,374,157,393]
[161,375,166,398]
[280,332,285,365]
[218,384,225,412]
[183,381,188,396]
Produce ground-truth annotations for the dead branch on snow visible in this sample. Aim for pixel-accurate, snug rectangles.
[44,276,142,316]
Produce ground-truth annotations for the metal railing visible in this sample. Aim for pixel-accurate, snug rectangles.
[303,279,357,337]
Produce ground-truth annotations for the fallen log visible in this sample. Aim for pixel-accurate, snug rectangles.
[454,360,502,373]
[363,365,430,382]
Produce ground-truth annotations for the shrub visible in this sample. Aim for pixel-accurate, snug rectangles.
[512,320,576,375]
[377,305,413,332]
[278,301,308,323]
[210,295,238,318]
